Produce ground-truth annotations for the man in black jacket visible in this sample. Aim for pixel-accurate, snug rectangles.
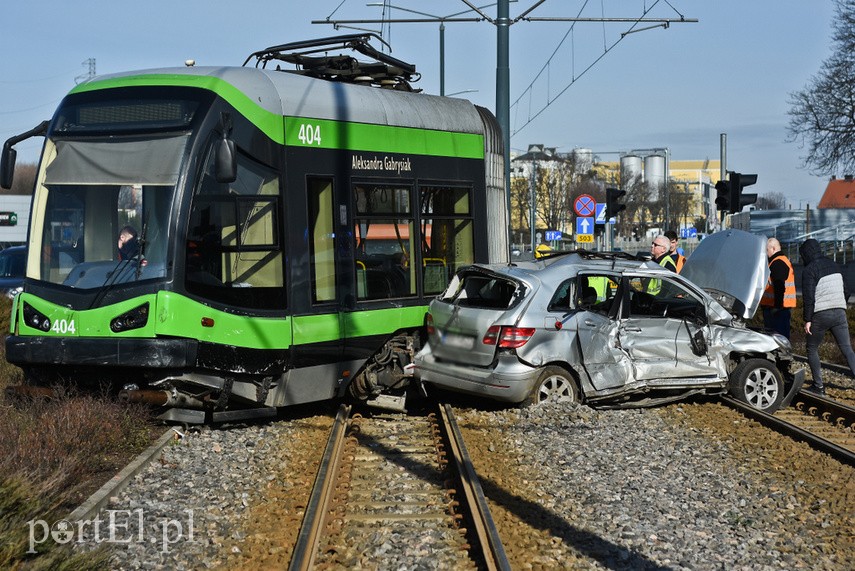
[117,225,140,261]
[799,238,855,395]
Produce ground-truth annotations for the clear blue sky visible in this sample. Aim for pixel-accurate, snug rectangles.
[0,1,838,208]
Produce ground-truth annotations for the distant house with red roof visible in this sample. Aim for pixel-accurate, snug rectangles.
[818,175,855,208]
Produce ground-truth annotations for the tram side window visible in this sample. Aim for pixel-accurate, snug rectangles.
[353,184,415,300]
[309,177,336,303]
[420,185,473,295]
[185,150,284,309]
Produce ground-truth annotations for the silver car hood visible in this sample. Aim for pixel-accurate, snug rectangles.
[681,229,769,319]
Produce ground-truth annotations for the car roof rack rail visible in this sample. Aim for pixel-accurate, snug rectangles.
[242,33,421,92]
[540,249,643,262]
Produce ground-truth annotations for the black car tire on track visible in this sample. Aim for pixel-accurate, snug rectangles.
[523,366,579,406]
[730,358,785,412]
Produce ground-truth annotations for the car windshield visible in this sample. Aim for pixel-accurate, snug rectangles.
[32,135,185,288]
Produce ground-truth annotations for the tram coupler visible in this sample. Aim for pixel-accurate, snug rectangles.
[5,385,58,401]
[119,388,206,410]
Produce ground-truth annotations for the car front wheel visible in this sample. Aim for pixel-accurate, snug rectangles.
[523,366,579,406]
[730,358,784,412]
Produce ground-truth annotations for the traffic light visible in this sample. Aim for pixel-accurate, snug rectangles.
[605,187,626,219]
[714,180,731,212]
[730,172,758,212]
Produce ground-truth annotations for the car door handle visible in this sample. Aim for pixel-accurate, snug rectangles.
[623,326,642,332]
[583,319,597,326]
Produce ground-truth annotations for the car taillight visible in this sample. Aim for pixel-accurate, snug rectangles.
[499,327,536,348]
[482,326,535,348]
[482,325,501,345]
[426,313,435,336]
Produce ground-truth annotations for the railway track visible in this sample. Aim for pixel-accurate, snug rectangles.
[722,391,855,467]
[289,402,510,570]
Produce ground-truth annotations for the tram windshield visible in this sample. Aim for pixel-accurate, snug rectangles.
[31,135,186,288]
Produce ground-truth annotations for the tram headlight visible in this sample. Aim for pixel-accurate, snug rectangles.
[110,303,150,333]
[22,302,51,332]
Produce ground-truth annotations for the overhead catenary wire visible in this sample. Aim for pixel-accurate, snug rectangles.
[510,0,684,138]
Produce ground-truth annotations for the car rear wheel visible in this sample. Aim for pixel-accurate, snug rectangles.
[523,366,579,406]
[730,358,784,412]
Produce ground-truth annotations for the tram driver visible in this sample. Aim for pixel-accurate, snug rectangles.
[118,225,140,260]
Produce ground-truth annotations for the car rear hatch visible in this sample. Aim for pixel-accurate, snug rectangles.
[427,267,527,367]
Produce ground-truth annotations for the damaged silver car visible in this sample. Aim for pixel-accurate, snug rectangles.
[415,229,805,412]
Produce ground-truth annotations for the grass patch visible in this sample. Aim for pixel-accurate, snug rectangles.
[0,478,111,570]
[0,299,23,394]
[0,299,153,567]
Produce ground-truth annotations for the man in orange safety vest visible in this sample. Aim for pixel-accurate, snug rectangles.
[761,237,796,339]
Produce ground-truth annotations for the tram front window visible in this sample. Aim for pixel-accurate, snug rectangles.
[33,136,183,288]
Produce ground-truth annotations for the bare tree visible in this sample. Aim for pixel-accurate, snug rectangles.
[647,183,667,231]
[666,182,692,232]
[755,192,788,210]
[614,166,645,239]
[509,174,530,243]
[787,0,855,176]
[539,154,587,233]
[1,162,37,195]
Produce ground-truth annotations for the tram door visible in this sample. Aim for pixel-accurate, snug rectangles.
[305,176,347,369]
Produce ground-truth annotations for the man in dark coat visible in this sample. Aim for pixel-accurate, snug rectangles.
[117,225,140,261]
[799,238,855,395]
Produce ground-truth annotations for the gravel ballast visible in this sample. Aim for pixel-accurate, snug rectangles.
[69,381,853,570]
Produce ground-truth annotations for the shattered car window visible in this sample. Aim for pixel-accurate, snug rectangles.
[577,274,619,314]
[628,275,705,320]
[443,273,518,309]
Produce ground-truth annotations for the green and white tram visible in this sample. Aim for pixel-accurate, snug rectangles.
[1,35,507,423]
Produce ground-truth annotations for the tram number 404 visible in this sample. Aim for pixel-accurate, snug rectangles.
[51,319,76,335]
[297,123,322,146]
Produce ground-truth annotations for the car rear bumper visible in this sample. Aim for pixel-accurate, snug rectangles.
[414,344,540,402]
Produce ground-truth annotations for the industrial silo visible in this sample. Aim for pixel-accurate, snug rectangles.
[620,154,642,187]
[572,147,594,173]
[644,154,666,191]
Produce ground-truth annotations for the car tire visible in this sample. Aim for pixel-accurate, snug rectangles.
[729,358,784,412]
[522,366,579,406]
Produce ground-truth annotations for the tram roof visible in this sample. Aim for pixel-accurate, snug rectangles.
[72,66,486,135]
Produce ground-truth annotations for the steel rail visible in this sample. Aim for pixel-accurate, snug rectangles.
[793,354,855,380]
[439,403,512,571]
[289,403,351,571]
[289,402,510,569]
[791,390,855,424]
[66,427,176,522]
[721,396,855,467]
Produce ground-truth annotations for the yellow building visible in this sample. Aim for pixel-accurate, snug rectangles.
[594,157,723,230]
